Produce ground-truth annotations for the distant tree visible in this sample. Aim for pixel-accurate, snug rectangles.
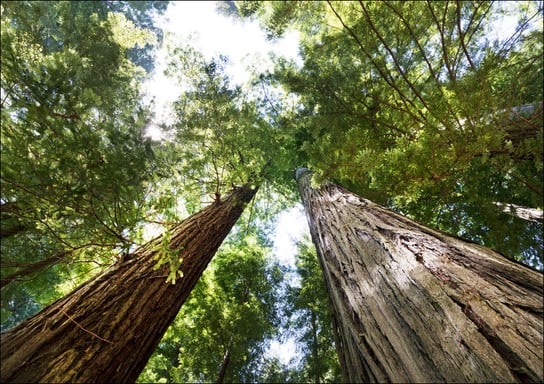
[138,230,283,383]
[257,357,299,383]
[284,236,341,383]
[296,168,543,383]
[1,185,257,383]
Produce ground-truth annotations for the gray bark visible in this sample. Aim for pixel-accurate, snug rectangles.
[296,169,543,383]
[494,202,543,223]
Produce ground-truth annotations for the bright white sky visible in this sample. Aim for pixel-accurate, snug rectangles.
[143,1,300,136]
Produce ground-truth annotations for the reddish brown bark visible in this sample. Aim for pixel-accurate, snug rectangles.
[0,185,257,383]
[296,168,543,383]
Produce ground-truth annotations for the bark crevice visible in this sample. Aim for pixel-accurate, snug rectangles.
[450,298,539,383]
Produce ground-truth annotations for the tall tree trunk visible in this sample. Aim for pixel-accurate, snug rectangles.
[295,168,543,383]
[0,185,257,383]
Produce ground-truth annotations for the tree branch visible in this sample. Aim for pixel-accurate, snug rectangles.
[358,1,436,124]
[325,1,426,126]
[59,308,113,344]
[455,1,476,71]
[426,0,456,81]
[383,2,463,129]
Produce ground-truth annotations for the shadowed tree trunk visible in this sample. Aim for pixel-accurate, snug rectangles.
[216,347,231,384]
[310,311,321,384]
[216,279,254,383]
[0,223,28,239]
[295,168,543,383]
[0,185,257,383]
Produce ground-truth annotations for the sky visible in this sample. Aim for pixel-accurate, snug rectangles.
[142,1,307,366]
[143,1,300,138]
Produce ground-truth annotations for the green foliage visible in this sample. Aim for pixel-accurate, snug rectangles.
[152,230,183,285]
[162,41,302,207]
[3,0,543,379]
[236,1,324,40]
[0,1,163,328]
[256,357,301,383]
[284,236,342,383]
[61,1,167,73]
[108,12,156,50]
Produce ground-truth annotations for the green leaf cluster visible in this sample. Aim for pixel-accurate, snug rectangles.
[152,230,183,285]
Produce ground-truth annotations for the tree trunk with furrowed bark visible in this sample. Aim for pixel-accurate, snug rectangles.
[295,168,543,383]
[0,185,257,383]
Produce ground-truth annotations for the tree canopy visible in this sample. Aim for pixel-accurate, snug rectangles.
[1,0,163,329]
[1,0,542,381]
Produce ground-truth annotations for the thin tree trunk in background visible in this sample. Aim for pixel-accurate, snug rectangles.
[310,311,321,384]
[216,280,253,383]
[0,251,70,289]
[494,202,544,223]
[0,223,28,239]
[0,202,29,239]
[216,348,231,384]
[296,168,543,383]
[0,185,257,383]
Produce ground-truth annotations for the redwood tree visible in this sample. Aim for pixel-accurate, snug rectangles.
[242,1,543,265]
[0,185,257,383]
[296,168,543,383]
